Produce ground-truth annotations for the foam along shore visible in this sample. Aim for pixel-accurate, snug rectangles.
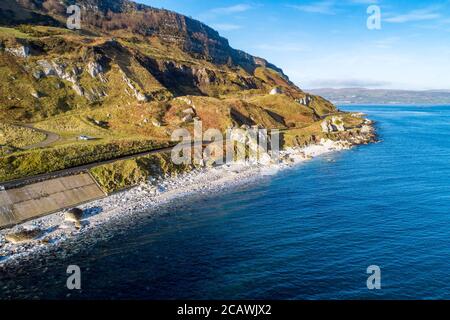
[0,135,372,267]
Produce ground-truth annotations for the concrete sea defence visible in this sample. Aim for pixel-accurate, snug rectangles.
[0,172,105,229]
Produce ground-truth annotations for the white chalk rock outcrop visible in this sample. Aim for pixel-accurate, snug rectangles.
[321,116,345,133]
[88,61,102,77]
[176,97,196,109]
[182,108,195,115]
[270,87,282,95]
[36,60,89,98]
[181,114,193,123]
[87,61,106,81]
[37,60,57,77]
[31,90,41,99]
[297,95,312,106]
[6,45,30,58]
[121,70,148,102]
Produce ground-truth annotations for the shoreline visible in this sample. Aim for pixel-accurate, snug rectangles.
[0,134,374,268]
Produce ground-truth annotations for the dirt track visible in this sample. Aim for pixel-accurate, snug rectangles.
[18,124,60,150]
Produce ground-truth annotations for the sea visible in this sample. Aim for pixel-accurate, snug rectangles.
[2,105,450,300]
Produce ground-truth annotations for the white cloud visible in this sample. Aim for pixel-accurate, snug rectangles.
[199,3,253,21]
[280,46,449,90]
[372,37,400,49]
[254,43,309,53]
[385,7,441,23]
[305,78,391,88]
[349,0,378,4]
[288,1,336,15]
[210,4,252,15]
[211,23,243,31]
[288,0,379,16]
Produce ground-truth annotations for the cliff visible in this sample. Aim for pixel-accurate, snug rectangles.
[0,0,373,183]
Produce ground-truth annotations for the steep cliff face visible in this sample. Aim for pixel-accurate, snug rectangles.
[4,0,288,76]
[0,0,326,123]
[0,0,60,25]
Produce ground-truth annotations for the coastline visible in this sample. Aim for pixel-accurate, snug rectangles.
[0,127,376,267]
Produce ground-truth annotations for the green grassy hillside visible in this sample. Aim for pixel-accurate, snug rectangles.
[0,0,365,183]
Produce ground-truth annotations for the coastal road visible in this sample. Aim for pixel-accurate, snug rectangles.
[0,141,209,189]
[17,124,61,150]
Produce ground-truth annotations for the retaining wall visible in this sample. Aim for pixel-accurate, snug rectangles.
[0,172,105,229]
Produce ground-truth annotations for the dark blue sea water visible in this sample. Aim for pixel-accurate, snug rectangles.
[2,105,450,300]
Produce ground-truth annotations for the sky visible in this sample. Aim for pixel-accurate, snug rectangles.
[138,0,450,90]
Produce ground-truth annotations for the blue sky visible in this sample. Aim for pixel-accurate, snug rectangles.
[139,1,450,90]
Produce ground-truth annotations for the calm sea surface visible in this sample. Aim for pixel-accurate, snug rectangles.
[2,105,450,299]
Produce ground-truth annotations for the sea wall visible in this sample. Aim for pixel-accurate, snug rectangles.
[0,172,105,229]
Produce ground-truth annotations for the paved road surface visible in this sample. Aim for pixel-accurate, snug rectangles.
[19,124,61,150]
[0,142,209,189]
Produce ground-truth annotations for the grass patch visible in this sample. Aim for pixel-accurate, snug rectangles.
[248,94,316,128]
[34,114,109,137]
[90,152,194,193]
[282,122,325,148]
[0,27,31,39]
[0,123,46,148]
[0,138,171,182]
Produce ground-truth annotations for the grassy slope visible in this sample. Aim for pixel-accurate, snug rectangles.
[0,123,46,148]
[282,113,367,148]
[0,24,348,185]
[0,138,171,182]
[90,152,194,193]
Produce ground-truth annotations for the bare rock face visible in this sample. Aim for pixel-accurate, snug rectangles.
[192,67,213,85]
[181,113,193,123]
[270,87,282,95]
[296,95,312,106]
[31,90,41,99]
[53,61,78,84]
[36,60,78,83]
[87,61,104,78]
[32,70,45,80]
[176,97,195,108]
[321,116,346,133]
[152,119,161,127]
[35,60,91,98]
[30,0,289,76]
[5,45,30,58]
[179,105,197,123]
[72,84,85,96]
[135,92,148,102]
[37,60,57,76]
[182,108,195,115]
[360,124,373,134]
[321,120,330,133]
[121,70,148,102]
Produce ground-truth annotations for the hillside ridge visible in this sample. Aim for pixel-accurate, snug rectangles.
[0,0,375,184]
[1,0,290,79]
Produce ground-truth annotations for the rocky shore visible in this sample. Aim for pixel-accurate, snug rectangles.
[0,123,376,267]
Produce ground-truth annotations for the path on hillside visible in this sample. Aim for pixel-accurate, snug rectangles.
[19,124,60,150]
